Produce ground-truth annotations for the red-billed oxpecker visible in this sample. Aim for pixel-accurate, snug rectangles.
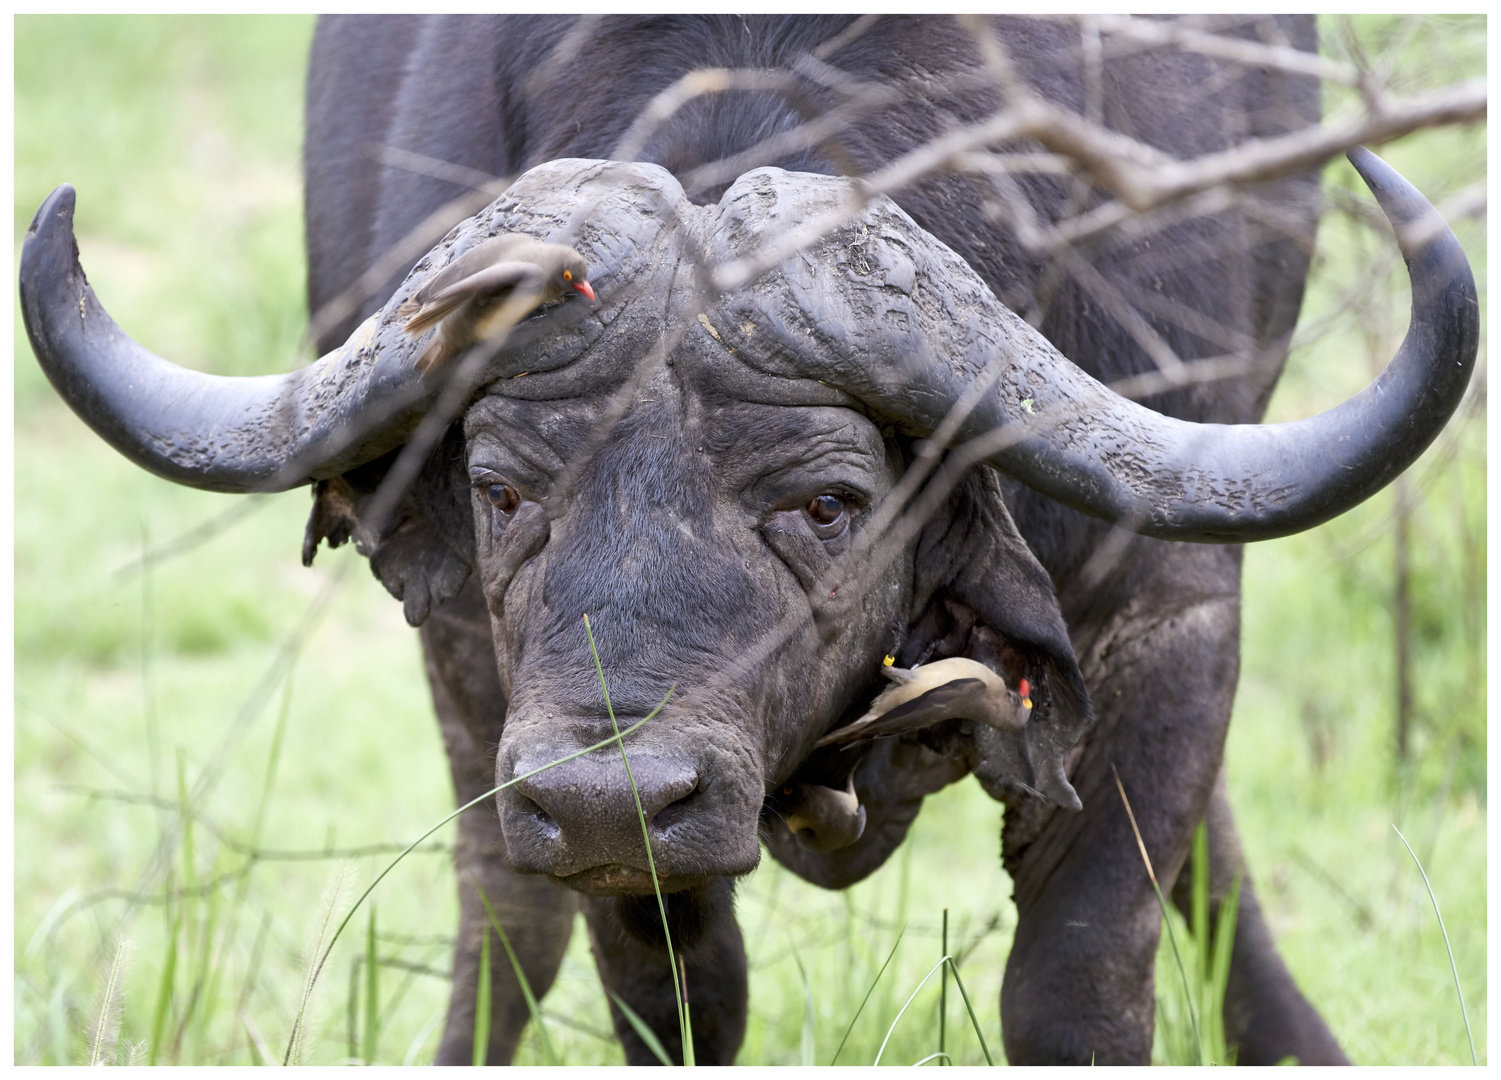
[817,657,1031,748]
[400,232,594,374]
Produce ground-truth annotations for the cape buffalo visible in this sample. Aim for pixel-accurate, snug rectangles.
[21,15,1477,1065]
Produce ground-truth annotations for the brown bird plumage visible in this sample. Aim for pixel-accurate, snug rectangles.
[815,657,1030,748]
[398,233,594,375]
[778,774,867,853]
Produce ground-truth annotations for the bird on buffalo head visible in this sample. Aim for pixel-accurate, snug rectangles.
[815,656,1030,748]
[398,232,595,375]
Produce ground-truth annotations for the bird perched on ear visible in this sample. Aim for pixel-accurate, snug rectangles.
[815,656,1031,748]
[398,232,595,375]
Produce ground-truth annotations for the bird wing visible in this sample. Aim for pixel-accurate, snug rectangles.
[815,678,987,747]
[417,235,539,299]
[402,261,547,334]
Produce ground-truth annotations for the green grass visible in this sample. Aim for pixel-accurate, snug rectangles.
[14,14,1485,1066]
[1151,822,1243,1066]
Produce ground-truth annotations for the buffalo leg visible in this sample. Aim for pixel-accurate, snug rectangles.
[422,585,577,1065]
[581,880,748,1065]
[1169,772,1348,1065]
[1000,558,1242,1064]
[433,809,576,1065]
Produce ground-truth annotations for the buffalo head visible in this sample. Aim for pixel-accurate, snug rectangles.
[20,150,1476,893]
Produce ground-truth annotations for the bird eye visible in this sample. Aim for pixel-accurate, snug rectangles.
[807,493,846,526]
[562,270,573,282]
[486,484,520,515]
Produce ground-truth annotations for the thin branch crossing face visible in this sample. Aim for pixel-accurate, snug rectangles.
[17,14,1484,1067]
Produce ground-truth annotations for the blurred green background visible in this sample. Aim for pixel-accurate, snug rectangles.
[13,15,1485,1065]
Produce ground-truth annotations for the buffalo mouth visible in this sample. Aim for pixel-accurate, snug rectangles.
[496,707,766,885]
[554,865,710,897]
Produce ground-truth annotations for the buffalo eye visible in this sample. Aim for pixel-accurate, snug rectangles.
[807,493,846,526]
[487,483,520,515]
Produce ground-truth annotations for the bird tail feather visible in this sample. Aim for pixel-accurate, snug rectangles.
[414,339,447,376]
[403,293,469,335]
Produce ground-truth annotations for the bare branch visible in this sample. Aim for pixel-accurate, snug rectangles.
[361,142,502,193]
[613,67,828,164]
[522,14,605,100]
[710,20,1482,297]
[1121,78,1486,210]
[1083,14,1364,88]
[305,179,510,352]
[681,69,995,196]
[711,107,1028,293]
[811,14,883,61]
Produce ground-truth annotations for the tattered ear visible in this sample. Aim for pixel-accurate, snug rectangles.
[907,464,1092,811]
[302,426,476,627]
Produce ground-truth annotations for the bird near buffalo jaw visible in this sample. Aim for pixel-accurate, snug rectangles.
[398,232,595,375]
[778,774,867,853]
[815,656,1031,748]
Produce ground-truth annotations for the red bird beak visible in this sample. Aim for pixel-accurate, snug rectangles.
[572,279,596,301]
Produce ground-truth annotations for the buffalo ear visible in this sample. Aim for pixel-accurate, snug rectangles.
[905,464,1092,811]
[302,426,475,627]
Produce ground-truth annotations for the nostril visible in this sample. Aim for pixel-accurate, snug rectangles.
[508,788,560,839]
[513,792,554,825]
[650,785,702,833]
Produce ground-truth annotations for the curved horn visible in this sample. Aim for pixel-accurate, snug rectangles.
[19,185,439,493]
[718,148,1477,542]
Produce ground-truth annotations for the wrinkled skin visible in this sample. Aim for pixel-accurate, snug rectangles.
[304,15,1349,1065]
[473,385,907,890]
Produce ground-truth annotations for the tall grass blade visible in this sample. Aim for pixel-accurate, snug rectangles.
[473,924,492,1066]
[610,991,674,1067]
[679,955,695,1066]
[1192,823,1210,987]
[294,696,671,1033]
[473,876,559,1065]
[139,522,162,805]
[830,922,905,1065]
[541,1007,618,1044]
[176,752,196,889]
[167,977,200,1063]
[1189,820,1219,1063]
[943,958,994,1066]
[1113,766,1200,1064]
[376,941,448,1035]
[346,956,361,1063]
[1393,824,1476,1065]
[584,613,692,1065]
[242,1009,275,1066]
[362,906,380,1065]
[1208,873,1242,1065]
[234,912,272,1030]
[47,969,72,1065]
[190,847,226,1057]
[171,750,200,1052]
[874,957,950,1065]
[939,908,948,1066]
[285,862,354,1065]
[25,888,80,960]
[792,938,817,1066]
[403,1005,448,1067]
[912,1051,952,1065]
[148,910,179,1065]
[86,937,134,1066]
[251,662,295,852]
